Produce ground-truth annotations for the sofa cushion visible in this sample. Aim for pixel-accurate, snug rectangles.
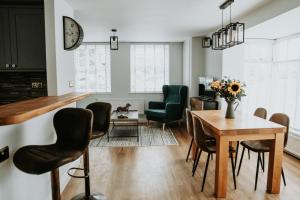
[144,109,167,119]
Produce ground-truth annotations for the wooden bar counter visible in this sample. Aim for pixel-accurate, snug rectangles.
[0,92,90,126]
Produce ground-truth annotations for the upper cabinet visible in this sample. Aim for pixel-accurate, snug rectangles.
[0,6,46,71]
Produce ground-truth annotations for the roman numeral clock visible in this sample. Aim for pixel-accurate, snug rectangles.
[63,16,84,50]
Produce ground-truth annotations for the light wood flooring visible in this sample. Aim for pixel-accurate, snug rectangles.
[62,124,300,200]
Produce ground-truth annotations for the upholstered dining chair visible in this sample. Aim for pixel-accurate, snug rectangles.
[234,107,267,169]
[237,113,289,190]
[185,109,215,164]
[192,116,236,192]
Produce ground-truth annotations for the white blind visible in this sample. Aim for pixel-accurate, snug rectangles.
[243,36,300,133]
[74,44,111,93]
[130,44,169,92]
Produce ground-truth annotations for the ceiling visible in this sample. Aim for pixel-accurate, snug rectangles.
[66,0,273,42]
[246,6,300,40]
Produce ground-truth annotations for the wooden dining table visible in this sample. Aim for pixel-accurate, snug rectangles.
[191,110,286,198]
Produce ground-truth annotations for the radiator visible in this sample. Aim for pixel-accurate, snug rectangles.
[96,98,145,114]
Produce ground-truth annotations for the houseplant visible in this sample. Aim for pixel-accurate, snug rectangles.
[210,78,246,118]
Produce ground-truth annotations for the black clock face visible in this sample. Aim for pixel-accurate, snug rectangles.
[63,16,84,50]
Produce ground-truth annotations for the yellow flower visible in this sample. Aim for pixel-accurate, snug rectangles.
[211,81,221,89]
[228,81,241,96]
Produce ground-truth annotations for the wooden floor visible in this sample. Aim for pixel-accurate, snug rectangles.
[62,124,300,200]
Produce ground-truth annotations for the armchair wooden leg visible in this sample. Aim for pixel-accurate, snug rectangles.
[162,123,166,132]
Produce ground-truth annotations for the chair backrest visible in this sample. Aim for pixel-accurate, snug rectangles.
[163,85,188,108]
[86,102,112,132]
[54,108,93,150]
[192,116,209,151]
[190,97,218,111]
[190,98,203,110]
[254,107,267,119]
[186,109,194,138]
[269,113,290,147]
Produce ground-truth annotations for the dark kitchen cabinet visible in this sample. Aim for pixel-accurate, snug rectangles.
[0,6,46,71]
[0,8,11,70]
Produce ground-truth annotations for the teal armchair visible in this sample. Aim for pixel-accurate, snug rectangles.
[145,85,188,130]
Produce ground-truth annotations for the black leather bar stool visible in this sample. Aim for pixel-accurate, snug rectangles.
[87,102,112,141]
[67,102,111,200]
[13,108,93,200]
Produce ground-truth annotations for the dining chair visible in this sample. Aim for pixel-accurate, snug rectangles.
[185,109,215,163]
[236,113,289,190]
[192,116,236,191]
[234,107,267,170]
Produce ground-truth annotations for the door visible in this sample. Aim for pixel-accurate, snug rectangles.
[0,8,11,70]
[9,8,46,71]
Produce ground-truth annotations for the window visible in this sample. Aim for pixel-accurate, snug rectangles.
[130,44,169,93]
[243,35,300,134]
[74,44,111,93]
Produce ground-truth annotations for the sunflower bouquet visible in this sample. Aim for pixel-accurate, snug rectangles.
[210,78,246,118]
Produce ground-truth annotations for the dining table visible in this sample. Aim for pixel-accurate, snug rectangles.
[191,110,286,198]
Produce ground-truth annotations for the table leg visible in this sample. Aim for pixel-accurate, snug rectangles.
[215,136,229,198]
[267,132,284,193]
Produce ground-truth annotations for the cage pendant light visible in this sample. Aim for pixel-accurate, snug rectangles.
[225,4,245,46]
[212,10,228,50]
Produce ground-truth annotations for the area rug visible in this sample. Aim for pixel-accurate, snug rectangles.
[89,125,178,147]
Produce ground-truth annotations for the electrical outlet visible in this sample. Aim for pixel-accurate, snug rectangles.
[0,146,9,163]
[32,82,43,89]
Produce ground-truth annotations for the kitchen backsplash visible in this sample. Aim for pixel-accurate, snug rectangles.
[0,72,47,105]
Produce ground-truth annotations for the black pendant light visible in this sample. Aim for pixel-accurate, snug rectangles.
[212,10,228,50]
[110,29,118,50]
[211,0,245,50]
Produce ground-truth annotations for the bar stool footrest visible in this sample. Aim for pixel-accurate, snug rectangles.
[67,167,89,179]
[71,192,107,200]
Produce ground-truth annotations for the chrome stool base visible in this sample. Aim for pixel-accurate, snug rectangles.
[71,193,107,200]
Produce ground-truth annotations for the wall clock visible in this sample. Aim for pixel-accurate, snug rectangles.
[63,16,84,50]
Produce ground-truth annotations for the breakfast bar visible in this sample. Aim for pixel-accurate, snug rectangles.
[0,92,89,200]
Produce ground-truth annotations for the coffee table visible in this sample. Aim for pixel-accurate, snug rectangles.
[108,110,139,142]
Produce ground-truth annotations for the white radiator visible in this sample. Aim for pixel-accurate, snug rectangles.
[97,98,145,114]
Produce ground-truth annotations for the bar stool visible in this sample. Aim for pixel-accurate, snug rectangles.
[86,102,112,141]
[13,108,93,200]
[67,102,111,200]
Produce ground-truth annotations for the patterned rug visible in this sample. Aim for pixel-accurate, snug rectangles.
[89,125,178,147]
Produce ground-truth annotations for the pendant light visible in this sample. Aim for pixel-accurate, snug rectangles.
[212,10,228,50]
[211,0,245,50]
[225,4,245,46]
[110,29,118,50]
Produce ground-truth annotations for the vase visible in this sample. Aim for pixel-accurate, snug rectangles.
[225,100,235,119]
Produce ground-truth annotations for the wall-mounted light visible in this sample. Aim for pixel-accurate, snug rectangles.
[110,29,118,50]
[202,37,212,48]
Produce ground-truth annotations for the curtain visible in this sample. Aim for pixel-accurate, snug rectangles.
[74,44,111,93]
[130,44,169,92]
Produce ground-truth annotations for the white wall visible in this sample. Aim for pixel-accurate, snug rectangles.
[0,103,77,200]
[77,42,184,109]
[45,0,75,96]
[204,48,222,79]
[190,37,205,97]
[222,44,245,80]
